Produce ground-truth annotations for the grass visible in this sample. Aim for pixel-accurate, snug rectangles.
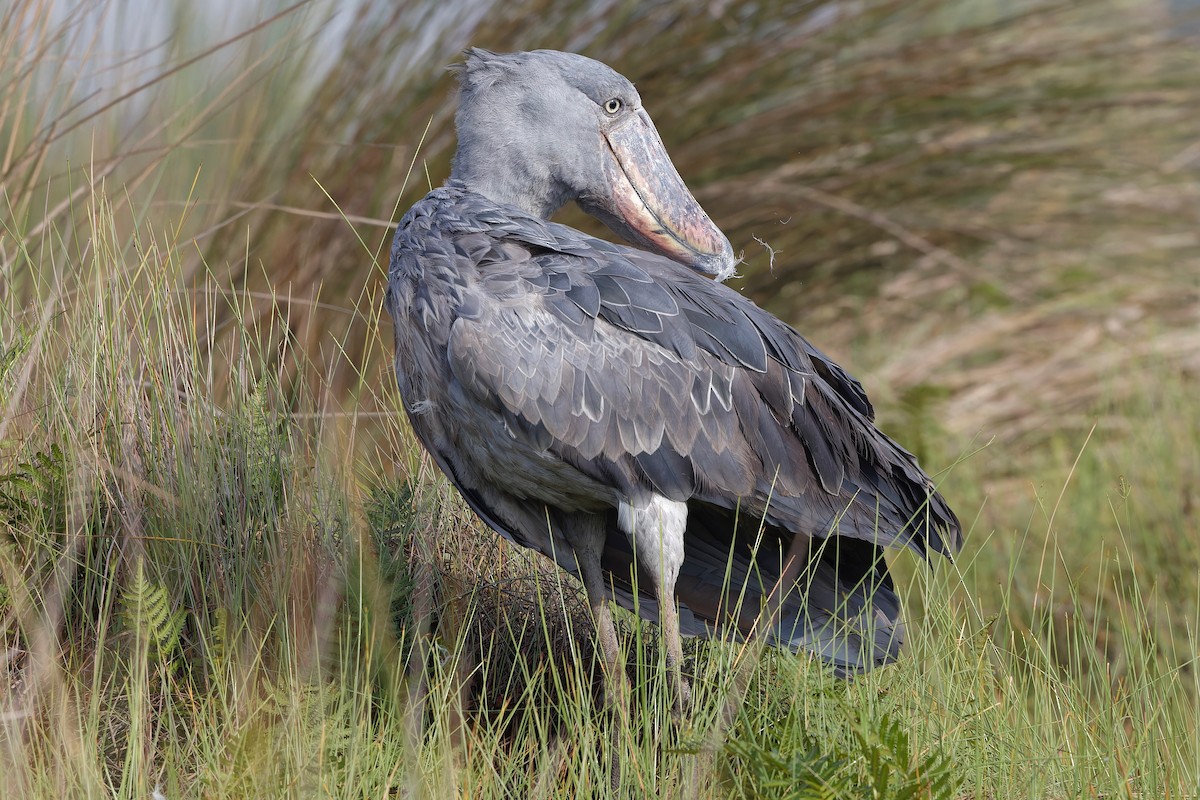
[2,0,1199,796]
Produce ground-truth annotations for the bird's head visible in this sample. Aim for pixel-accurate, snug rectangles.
[450,48,736,280]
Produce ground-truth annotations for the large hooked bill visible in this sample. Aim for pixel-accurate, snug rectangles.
[586,108,737,281]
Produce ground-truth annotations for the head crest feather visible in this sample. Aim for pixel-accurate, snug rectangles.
[449,48,510,93]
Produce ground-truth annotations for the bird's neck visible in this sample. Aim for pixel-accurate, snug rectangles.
[449,145,568,220]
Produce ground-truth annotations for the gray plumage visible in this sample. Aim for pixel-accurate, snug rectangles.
[385,49,960,688]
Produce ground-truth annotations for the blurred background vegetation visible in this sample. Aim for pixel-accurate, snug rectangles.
[2,0,1199,796]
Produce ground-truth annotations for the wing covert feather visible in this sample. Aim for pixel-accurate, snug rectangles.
[434,196,956,553]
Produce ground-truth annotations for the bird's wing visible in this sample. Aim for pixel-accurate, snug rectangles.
[446,216,959,555]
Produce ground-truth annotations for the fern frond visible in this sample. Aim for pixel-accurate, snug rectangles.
[121,558,185,665]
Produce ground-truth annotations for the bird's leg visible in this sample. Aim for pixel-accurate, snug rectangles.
[619,495,690,718]
[576,547,629,715]
[561,513,628,789]
[657,579,690,717]
[580,549,628,791]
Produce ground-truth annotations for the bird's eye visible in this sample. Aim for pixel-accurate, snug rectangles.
[604,98,623,115]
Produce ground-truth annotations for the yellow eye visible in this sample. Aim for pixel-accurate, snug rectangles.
[604,98,623,115]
